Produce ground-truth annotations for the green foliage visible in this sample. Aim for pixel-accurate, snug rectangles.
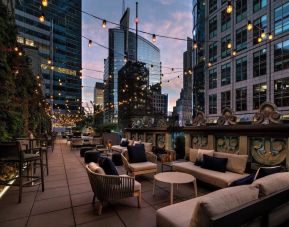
[93,123,118,135]
[0,3,51,141]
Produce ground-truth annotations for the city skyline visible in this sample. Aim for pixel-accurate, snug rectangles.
[82,0,192,112]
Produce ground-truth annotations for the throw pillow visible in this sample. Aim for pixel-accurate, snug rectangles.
[254,166,283,180]
[201,154,228,172]
[190,185,259,227]
[189,148,198,163]
[196,149,214,162]
[120,139,129,147]
[98,157,118,175]
[87,162,105,175]
[127,144,147,163]
[229,174,255,187]
[252,172,289,197]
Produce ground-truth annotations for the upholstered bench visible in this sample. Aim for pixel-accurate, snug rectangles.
[80,147,94,157]
[84,150,100,163]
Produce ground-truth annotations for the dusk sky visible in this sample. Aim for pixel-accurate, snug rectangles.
[82,0,192,112]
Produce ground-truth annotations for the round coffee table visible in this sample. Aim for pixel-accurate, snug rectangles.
[153,172,197,204]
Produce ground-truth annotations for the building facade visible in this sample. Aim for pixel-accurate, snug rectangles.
[172,38,193,126]
[94,82,104,108]
[15,0,82,113]
[104,8,161,123]
[192,0,206,116]
[203,0,289,122]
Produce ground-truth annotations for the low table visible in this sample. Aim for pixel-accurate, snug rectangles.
[153,172,197,204]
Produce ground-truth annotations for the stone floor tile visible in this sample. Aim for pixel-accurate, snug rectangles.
[77,215,125,227]
[0,217,28,227]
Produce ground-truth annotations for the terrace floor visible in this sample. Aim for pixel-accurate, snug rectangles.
[0,139,214,227]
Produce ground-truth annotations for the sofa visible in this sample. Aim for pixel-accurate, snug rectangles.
[156,172,289,227]
[173,149,249,188]
[111,139,153,153]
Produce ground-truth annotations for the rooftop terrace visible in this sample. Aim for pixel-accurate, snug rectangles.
[0,139,212,227]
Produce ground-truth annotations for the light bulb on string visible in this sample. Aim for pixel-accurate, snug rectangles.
[268,33,273,40]
[257,37,262,43]
[247,21,253,31]
[39,13,45,23]
[18,51,22,56]
[232,49,237,56]
[261,30,266,39]
[47,57,52,65]
[42,0,48,7]
[102,20,107,28]
[193,41,198,49]
[88,40,92,47]
[14,47,18,52]
[208,62,212,67]
[171,68,174,72]
[152,34,156,43]
[227,42,232,49]
[124,55,128,63]
[226,1,233,14]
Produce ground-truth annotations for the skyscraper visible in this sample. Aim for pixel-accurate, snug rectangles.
[103,8,161,123]
[94,82,104,108]
[202,0,289,122]
[172,38,193,126]
[14,0,82,113]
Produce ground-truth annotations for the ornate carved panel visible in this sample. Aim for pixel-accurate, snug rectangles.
[191,135,208,149]
[156,134,165,149]
[217,108,237,126]
[250,137,287,166]
[215,136,239,153]
[146,134,153,144]
[253,102,281,124]
[192,112,206,126]
[138,133,144,142]
[131,133,137,140]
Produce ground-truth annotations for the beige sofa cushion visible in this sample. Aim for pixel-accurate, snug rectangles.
[129,162,157,172]
[214,152,248,174]
[87,162,105,175]
[157,197,201,227]
[190,185,259,227]
[252,172,289,197]
[197,149,214,161]
[189,149,198,163]
[173,162,248,188]
[128,140,134,145]
[143,142,153,153]
[111,145,127,153]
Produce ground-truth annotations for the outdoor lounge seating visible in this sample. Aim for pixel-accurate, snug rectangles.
[121,147,157,177]
[70,137,83,150]
[173,149,249,188]
[0,141,45,203]
[156,172,289,227]
[85,163,141,215]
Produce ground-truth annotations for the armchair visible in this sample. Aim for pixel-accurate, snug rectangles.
[85,164,141,215]
[121,150,157,177]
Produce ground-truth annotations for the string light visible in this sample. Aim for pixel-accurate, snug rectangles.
[208,62,212,67]
[261,30,266,39]
[88,40,92,47]
[257,37,262,43]
[124,55,128,63]
[193,40,198,49]
[18,51,22,56]
[39,13,45,23]
[268,33,273,40]
[171,68,174,72]
[227,42,232,49]
[42,0,48,7]
[102,20,107,28]
[14,47,18,52]
[226,1,233,14]
[232,49,237,56]
[47,57,52,64]
[152,34,156,43]
[247,21,253,31]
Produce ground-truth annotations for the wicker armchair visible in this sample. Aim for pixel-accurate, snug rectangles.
[85,165,141,215]
[121,151,157,177]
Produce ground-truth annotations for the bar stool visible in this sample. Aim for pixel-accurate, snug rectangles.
[31,139,49,175]
[0,141,45,203]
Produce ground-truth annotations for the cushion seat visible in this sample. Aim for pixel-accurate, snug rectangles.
[111,145,127,153]
[173,162,249,188]
[156,197,201,227]
[129,162,157,172]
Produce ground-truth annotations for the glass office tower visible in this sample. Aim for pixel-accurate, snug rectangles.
[104,29,161,123]
[15,0,82,113]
